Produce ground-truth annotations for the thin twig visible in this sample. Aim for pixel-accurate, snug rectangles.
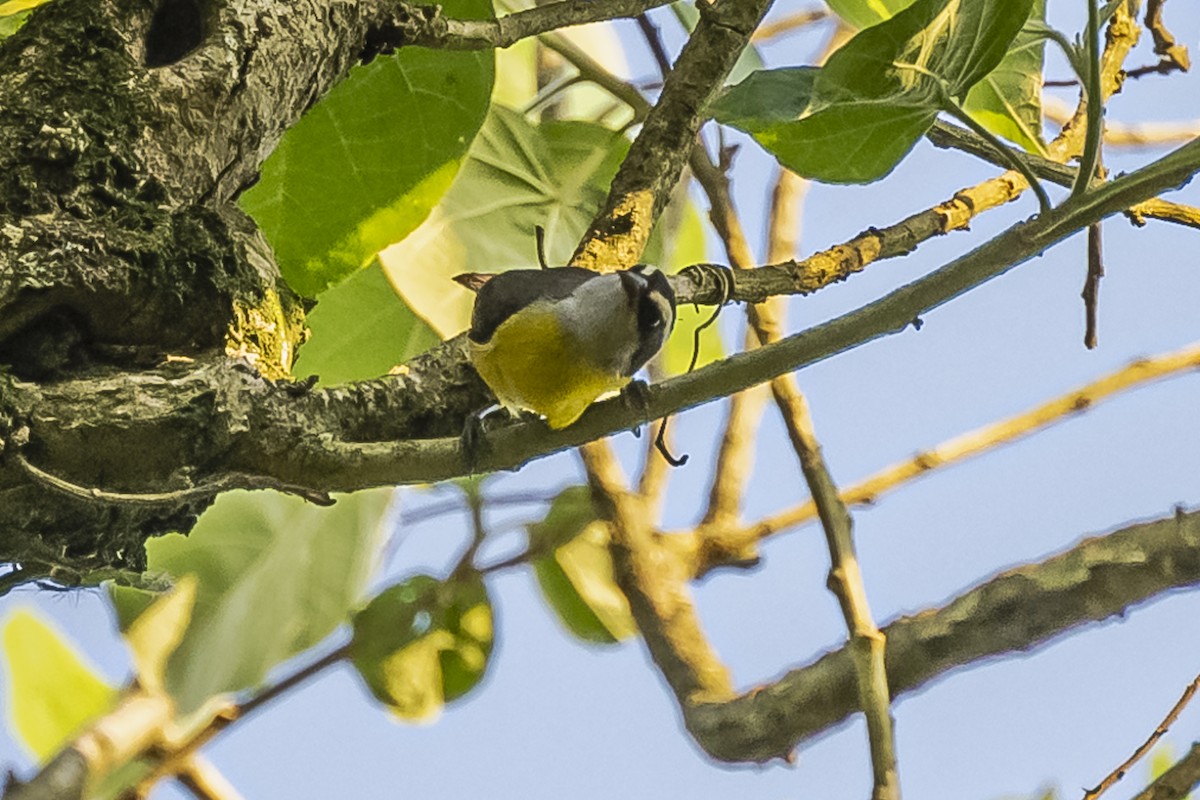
[404,0,675,50]
[1083,673,1200,800]
[941,99,1052,214]
[752,8,829,43]
[1083,222,1104,349]
[451,482,488,577]
[635,12,673,78]
[927,120,1200,231]
[734,341,1200,554]
[782,387,900,800]
[399,491,558,526]
[173,756,244,800]
[579,440,735,705]
[1144,0,1191,74]
[1043,95,1199,147]
[698,329,771,528]
[14,451,333,507]
[130,645,350,798]
[1072,0,1104,199]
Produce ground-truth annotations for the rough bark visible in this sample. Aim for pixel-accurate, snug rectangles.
[0,0,476,575]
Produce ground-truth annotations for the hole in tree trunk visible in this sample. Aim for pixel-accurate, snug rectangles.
[144,0,204,67]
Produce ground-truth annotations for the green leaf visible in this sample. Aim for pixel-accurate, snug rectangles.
[2,609,118,761]
[239,0,494,297]
[292,261,440,384]
[529,487,636,644]
[350,572,494,722]
[712,0,1034,183]
[125,489,393,714]
[382,106,631,338]
[526,486,597,552]
[821,0,1044,157]
[0,0,49,13]
[714,68,937,182]
[709,67,820,130]
[752,99,939,184]
[819,0,1035,100]
[824,0,914,30]
[0,8,29,38]
[963,0,1047,154]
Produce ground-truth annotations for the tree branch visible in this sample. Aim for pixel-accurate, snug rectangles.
[737,341,1200,553]
[404,0,674,51]
[686,507,1200,762]
[5,134,1198,568]
[571,0,773,270]
[1132,742,1200,800]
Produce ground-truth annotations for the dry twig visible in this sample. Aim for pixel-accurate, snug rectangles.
[1083,673,1200,800]
[732,341,1200,554]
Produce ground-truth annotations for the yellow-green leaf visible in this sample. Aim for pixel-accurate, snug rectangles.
[529,488,636,644]
[2,609,118,761]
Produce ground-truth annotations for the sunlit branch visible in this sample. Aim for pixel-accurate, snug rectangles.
[579,442,735,705]
[927,120,1200,231]
[1043,95,1199,147]
[752,7,830,43]
[570,0,773,269]
[729,341,1200,560]
[1143,0,1191,75]
[173,755,244,800]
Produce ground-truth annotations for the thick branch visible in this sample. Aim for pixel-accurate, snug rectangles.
[4,134,1198,567]
[686,508,1200,762]
[571,0,774,269]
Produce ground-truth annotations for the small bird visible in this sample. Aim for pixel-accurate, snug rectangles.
[459,264,676,429]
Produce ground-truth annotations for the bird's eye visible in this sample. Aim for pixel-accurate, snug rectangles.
[638,294,664,331]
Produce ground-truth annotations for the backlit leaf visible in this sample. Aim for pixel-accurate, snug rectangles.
[117,489,393,714]
[382,106,630,338]
[293,261,440,384]
[711,0,1034,183]
[240,0,494,297]
[529,488,635,644]
[2,609,117,761]
[350,573,494,722]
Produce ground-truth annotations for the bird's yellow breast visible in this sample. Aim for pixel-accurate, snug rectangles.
[468,305,629,429]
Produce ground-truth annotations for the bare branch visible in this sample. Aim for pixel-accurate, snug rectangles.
[686,507,1200,763]
[1083,673,1200,800]
[1042,96,1199,148]
[580,442,735,705]
[405,0,674,50]
[740,342,1200,553]
[1144,0,1191,74]
[752,8,830,43]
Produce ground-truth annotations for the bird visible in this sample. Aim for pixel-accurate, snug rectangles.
[457,264,676,430]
